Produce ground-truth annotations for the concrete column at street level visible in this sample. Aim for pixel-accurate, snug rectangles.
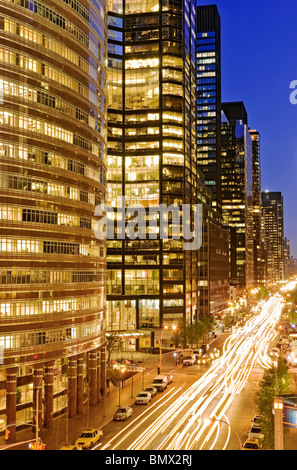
[77,355,84,416]
[97,350,102,403]
[32,366,44,433]
[5,368,18,441]
[68,357,78,418]
[43,362,54,428]
[88,351,98,406]
[100,346,107,398]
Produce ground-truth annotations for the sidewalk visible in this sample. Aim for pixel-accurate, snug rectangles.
[0,352,178,450]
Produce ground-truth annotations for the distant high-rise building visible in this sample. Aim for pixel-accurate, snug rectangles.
[196,171,230,317]
[249,129,266,285]
[221,102,254,291]
[0,0,107,437]
[196,4,222,213]
[107,0,202,350]
[262,191,285,282]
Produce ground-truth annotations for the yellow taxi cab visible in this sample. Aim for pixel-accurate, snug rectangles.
[242,438,263,450]
[75,428,103,449]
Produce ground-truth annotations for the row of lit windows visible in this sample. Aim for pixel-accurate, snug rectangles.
[0,46,98,105]
[1,16,93,75]
[0,111,96,153]
[0,239,101,256]
[0,78,96,129]
[0,295,102,317]
[0,320,104,350]
[0,269,104,285]
[1,172,101,204]
[107,111,182,125]
[0,142,104,183]
[0,110,98,154]
[0,206,94,230]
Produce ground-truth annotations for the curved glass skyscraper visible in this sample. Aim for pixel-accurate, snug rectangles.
[0,0,107,437]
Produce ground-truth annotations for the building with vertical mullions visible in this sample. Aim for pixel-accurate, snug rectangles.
[249,129,266,286]
[107,0,203,350]
[196,4,222,214]
[262,191,285,283]
[0,0,107,438]
[221,102,254,292]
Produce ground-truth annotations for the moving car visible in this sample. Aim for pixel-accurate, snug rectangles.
[197,354,212,365]
[152,375,168,391]
[183,356,195,366]
[166,375,173,384]
[145,386,157,396]
[113,406,133,421]
[242,438,262,450]
[135,391,151,404]
[75,428,103,449]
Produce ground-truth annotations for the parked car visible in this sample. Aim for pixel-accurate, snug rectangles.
[135,391,151,404]
[248,425,265,440]
[113,406,133,421]
[75,428,103,449]
[166,375,173,384]
[183,356,195,366]
[242,438,262,450]
[145,386,157,396]
[251,414,262,425]
[152,375,168,391]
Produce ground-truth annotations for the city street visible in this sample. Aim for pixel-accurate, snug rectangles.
[86,294,284,451]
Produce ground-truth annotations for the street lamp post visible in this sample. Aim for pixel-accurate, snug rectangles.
[158,325,176,374]
[118,369,125,407]
[205,416,242,450]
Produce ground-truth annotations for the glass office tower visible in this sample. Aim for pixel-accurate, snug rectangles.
[249,129,265,286]
[262,191,285,283]
[221,102,254,292]
[0,0,107,437]
[107,0,201,350]
[196,4,222,214]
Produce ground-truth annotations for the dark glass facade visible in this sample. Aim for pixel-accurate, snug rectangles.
[196,4,222,214]
[221,102,254,292]
[107,0,203,349]
[249,129,265,286]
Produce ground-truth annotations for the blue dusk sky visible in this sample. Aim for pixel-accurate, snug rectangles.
[198,0,297,258]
